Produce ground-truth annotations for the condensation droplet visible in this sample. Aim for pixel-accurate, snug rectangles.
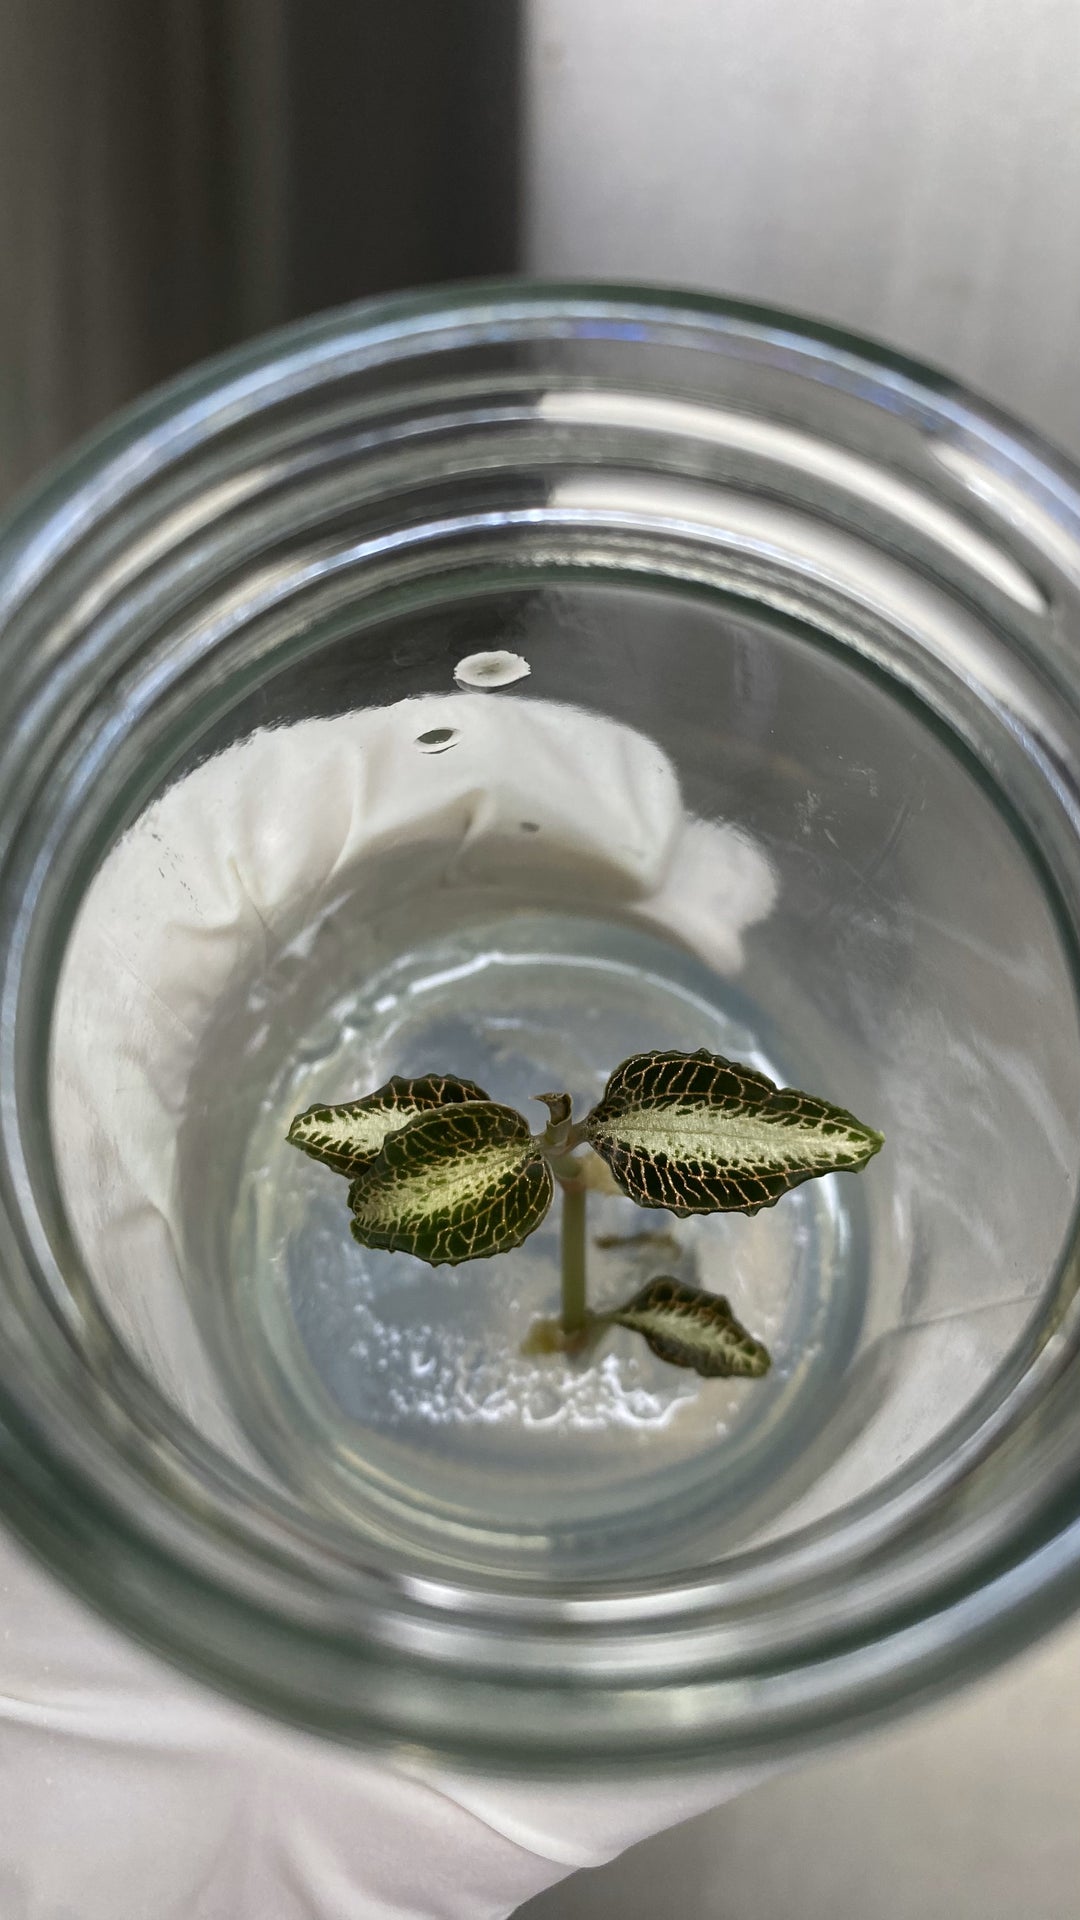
[454,649,531,690]
[415,726,460,753]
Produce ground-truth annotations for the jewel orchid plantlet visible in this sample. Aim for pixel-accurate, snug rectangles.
[287,1049,883,1380]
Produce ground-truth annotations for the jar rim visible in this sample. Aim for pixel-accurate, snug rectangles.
[2,278,1080,1769]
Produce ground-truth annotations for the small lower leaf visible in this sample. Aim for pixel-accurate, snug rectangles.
[287,1072,488,1177]
[606,1276,771,1378]
[348,1101,554,1266]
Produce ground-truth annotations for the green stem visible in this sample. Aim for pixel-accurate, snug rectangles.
[559,1179,588,1336]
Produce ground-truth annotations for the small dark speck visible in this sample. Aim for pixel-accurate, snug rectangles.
[520,820,541,833]
[416,727,459,753]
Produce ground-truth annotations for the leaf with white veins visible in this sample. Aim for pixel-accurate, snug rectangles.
[287,1073,488,1177]
[348,1101,554,1266]
[584,1048,882,1216]
[606,1276,771,1378]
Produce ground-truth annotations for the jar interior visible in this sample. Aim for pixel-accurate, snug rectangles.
[50,544,1080,1580]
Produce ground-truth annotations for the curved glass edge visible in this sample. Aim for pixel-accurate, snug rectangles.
[4,1374,1080,1772]
[1,280,1080,1761]
[3,278,1080,624]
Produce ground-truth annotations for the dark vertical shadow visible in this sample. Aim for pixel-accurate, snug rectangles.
[281,0,524,315]
[0,0,250,492]
[0,0,524,499]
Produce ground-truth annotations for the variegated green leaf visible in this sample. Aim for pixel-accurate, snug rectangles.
[584,1048,882,1216]
[606,1276,771,1378]
[287,1072,488,1177]
[348,1101,554,1266]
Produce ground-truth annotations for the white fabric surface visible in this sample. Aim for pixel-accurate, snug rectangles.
[0,1521,771,1920]
[1,692,777,1918]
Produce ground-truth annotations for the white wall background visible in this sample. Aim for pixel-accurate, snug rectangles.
[526,0,1080,456]
[523,8,1080,1912]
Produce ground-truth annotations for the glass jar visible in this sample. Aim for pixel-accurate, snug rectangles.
[1,282,1080,1773]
